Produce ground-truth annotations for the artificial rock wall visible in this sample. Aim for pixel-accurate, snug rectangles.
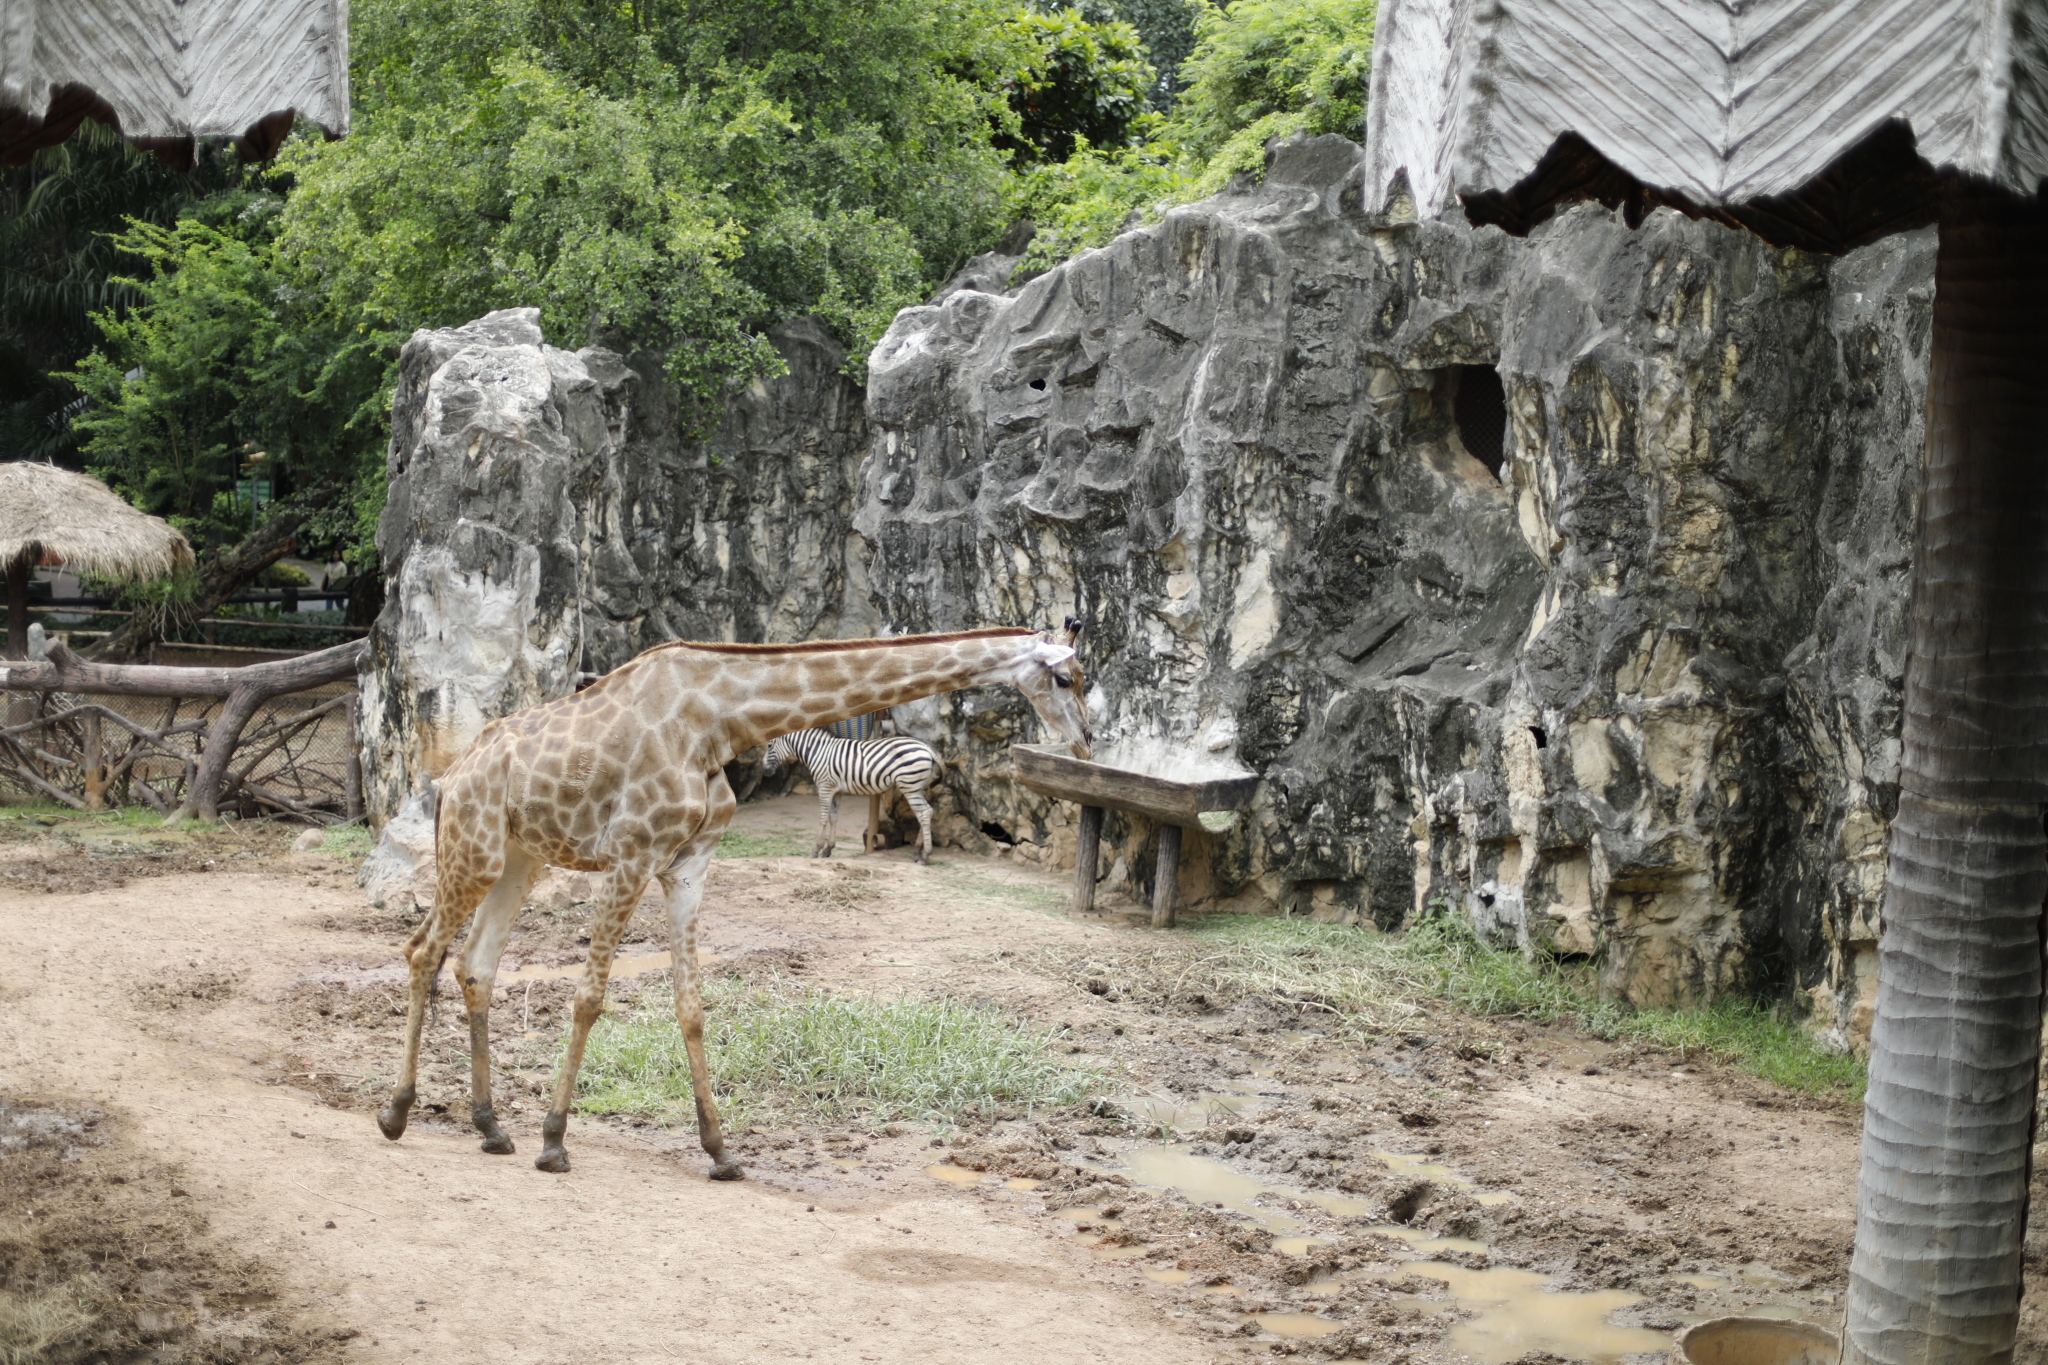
[357,309,872,904]
[361,136,1931,1039]
[860,136,1929,1036]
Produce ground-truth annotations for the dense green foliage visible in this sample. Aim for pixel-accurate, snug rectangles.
[6,0,1379,570]
[0,125,224,464]
[1002,10,1157,163]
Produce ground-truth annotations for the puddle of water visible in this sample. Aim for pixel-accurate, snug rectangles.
[1371,1224,1491,1256]
[1144,1269,1194,1285]
[1295,1190,1378,1218]
[502,950,676,983]
[1375,1150,1515,1206]
[1377,1151,1463,1181]
[1676,1273,1731,1290]
[1397,1262,1670,1364]
[1272,1236,1324,1256]
[1091,1242,1153,1260]
[1115,1145,1301,1232]
[1004,1177,1042,1191]
[1123,1092,1255,1131]
[924,1164,983,1185]
[1741,1262,1795,1288]
[1251,1313,1341,1338]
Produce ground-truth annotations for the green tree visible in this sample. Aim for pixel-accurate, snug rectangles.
[1010,0,1376,275]
[0,121,218,463]
[1001,10,1158,163]
[61,201,383,549]
[1172,0,1375,181]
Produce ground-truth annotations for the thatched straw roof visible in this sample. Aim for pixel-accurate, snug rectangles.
[0,462,195,580]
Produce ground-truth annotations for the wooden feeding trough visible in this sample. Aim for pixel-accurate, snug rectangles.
[1012,743,1260,928]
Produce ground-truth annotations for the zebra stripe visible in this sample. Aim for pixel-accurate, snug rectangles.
[761,729,942,862]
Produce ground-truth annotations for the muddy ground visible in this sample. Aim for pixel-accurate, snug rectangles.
[2,795,2044,1364]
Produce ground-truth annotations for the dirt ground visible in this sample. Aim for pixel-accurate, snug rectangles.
[2,795,2044,1365]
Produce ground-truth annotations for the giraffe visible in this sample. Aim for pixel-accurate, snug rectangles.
[374,622,1091,1179]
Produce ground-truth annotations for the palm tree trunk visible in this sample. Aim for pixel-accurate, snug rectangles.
[1843,179,2048,1365]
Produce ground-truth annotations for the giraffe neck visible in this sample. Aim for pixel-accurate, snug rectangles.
[673,632,1042,765]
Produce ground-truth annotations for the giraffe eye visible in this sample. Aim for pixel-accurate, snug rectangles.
[1053,672,1072,688]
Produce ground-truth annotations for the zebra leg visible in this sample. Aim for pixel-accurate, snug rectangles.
[815,785,838,858]
[903,780,934,865]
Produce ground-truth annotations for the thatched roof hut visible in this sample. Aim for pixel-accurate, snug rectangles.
[0,462,194,659]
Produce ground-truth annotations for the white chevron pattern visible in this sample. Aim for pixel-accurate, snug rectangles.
[1366,0,2048,217]
[0,0,348,140]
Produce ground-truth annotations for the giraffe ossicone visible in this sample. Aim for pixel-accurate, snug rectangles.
[375,622,1090,1179]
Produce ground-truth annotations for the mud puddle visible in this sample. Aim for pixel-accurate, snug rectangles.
[1098,1142,1679,1361]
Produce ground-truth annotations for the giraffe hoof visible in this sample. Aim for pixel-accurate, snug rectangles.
[709,1161,745,1181]
[376,1090,414,1141]
[535,1148,570,1174]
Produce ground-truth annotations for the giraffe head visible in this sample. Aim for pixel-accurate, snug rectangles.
[1005,616,1092,760]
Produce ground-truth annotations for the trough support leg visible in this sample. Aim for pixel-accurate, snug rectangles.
[1073,804,1104,914]
[1152,823,1182,929]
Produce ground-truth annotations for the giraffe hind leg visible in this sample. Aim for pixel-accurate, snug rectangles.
[459,847,539,1155]
[662,840,741,1179]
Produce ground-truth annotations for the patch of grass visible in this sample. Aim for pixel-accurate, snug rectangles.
[1047,913,1865,1100]
[934,867,1070,917]
[574,977,1097,1129]
[0,803,166,830]
[319,825,375,860]
[714,829,807,858]
[0,1288,92,1365]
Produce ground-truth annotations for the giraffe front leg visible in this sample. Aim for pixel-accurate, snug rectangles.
[458,848,537,1156]
[535,865,641,1174]
[379,880,485,1141]
[661,842,741,1180]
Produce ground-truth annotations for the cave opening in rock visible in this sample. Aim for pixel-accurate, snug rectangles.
[980,820,1017,845]
[1454,364,1508,479]
[1529,725,1547,749]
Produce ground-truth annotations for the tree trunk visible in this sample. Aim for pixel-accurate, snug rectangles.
[1842,179,2048,1365]
[85,506,306,661]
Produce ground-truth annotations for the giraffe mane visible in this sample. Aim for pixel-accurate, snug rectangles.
[637,627,1037,658]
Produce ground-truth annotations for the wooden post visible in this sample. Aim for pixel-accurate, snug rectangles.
[1073,804,1104,913]
[1151,823,1182,929]
[82,709,103,810]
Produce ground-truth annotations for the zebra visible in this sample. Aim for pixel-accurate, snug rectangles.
[761,728,941,863]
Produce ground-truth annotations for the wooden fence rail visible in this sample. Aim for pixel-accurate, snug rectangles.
[1,638,365,821]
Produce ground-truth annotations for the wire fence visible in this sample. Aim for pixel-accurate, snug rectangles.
[0,677,360,820]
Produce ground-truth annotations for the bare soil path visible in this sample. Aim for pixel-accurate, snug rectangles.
[1,795,2043,1364]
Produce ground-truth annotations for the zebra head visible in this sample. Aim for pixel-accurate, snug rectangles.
[761,734,798,777]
